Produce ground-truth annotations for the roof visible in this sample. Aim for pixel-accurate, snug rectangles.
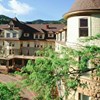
[64,0,100,19]
[27,24,65,33]
[56,26,67,34]
[0,18,65,34]
[0,24,9,30]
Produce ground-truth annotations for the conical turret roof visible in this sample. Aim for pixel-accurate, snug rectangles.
[64,0,100,19]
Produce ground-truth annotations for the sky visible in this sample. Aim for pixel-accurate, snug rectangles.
[0,0,75,21]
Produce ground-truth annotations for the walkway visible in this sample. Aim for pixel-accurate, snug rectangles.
[0,74,35,100]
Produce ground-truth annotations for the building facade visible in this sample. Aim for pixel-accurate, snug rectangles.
[0,18,64,71]
[56,0,100,100]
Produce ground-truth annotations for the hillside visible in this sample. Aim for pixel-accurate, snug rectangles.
[26,19,66,24]
[0,15,11,24]
[0,15,66,24]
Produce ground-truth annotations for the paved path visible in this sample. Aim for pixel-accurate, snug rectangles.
[0,74,35,100]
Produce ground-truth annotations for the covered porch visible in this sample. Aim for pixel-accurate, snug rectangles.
[0,55,40,73]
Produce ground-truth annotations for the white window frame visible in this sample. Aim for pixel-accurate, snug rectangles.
[34,34,44,39]
[79,18,88,37]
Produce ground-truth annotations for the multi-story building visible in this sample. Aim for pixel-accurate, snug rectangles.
[0,17,64,71]
[56,0,100,100]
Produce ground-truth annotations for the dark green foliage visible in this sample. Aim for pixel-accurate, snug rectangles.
[26,18,66,24]
[0,15,11,24]
[0,83,20,100]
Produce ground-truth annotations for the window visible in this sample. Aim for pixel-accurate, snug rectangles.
[35,35,38,39]
[9,50,12,54]
[37,45,39,48]
[6,33,10,38]
[12,44,15,47]
[24,33,29,37]
[20,43,23,47]
[60,33,62,41]
[3,41,4,45]
[40,35,42,39]
[27,44,30,47]
[9,42,11,46]
[79,93,89,100]
[13,33,17,38]
[41,45,43,48]
[48,34,54,37]
[65,30,67,42]
[79,18,88,37]
[80,19,88,27]
[12,50,14,54]
[34,44,36,47]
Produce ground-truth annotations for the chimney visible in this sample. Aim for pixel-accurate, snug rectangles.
[46,24,49,29]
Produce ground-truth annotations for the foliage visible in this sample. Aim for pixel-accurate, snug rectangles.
[80,33,100,42]
[0,15,11,24]
[20,38,100,99]
[26,19,66,24]
[0,83,20,100]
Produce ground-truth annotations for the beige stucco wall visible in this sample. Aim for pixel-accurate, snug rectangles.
[67,15,100,47]
[4,41,20,49]
[4,29,22,38]
[0,40,3,46]
[30,42,34,47]
[62,31,66,42]
[91,14,100,36]
[67,16,91,45]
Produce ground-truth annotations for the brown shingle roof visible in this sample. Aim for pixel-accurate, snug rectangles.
[64,0,100,19]
[0,24,9,30]
[27,24,65,33]
[69,0,100,13]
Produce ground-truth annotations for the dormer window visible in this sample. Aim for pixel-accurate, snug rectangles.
[35,34,38,39]
[24,33,29,37]
[40,35,42,39]
[6,33,10,38]
[34,34,44,39]
[48,34,54,37]
[79,18,88,37]
[13,33,17,38]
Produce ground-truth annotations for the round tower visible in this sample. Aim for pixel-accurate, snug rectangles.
[64,0,100,44]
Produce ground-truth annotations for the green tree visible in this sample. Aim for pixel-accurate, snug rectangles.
[0,83,20,100]
[20,36,100,100]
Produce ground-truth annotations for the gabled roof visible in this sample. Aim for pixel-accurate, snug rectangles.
[64,0,100,19]
[27,24,65,33]
[0,17,39,32]
[0,17,65,34]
